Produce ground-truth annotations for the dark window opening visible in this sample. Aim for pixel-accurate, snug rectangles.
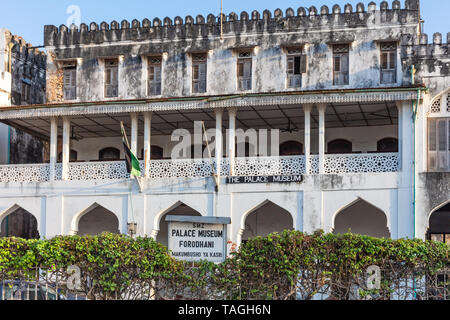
[140,146,164,160]
[99,147,120,161]
[377,138,399,153]
[58,150,78,162]
[280,141,304,156]
[328,139,352,154]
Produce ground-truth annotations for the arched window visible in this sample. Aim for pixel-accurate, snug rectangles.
[58,150,78,162]
[141,146,164,160]
[99,147,120,161]
[280,141,304,156]
[327,139,352,154]
[377,138,398,153]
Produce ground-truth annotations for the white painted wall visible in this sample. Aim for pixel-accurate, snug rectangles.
[0,170,403,248]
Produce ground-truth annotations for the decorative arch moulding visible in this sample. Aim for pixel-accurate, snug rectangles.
[0,89,423,120]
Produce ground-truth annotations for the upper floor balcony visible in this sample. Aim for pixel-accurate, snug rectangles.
[0,88,420,184]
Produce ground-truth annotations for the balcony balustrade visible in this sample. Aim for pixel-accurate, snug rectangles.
[0,153,400,183]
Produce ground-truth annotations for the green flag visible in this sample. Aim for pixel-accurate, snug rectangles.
[121,122,141,177]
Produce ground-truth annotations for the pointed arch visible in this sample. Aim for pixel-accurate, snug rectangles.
[0,204,40,239]
[153,201,203,246]
[429,199,450,219]
[427,200,450,242]
[332,198,390,238]
[238,199,295,244]
[71,202,120,236]
[429,87,450,110]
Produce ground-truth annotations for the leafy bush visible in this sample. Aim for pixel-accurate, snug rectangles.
[0,231,448,300]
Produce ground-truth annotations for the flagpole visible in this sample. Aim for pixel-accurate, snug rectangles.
[202,121,219,190]
[220,0,223,40]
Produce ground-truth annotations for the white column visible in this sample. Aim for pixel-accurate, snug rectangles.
[317,104,327,174]
[215,109,223,179]
[62,117,71,180]
[143,112,152,178]
[228,108,237,176]
[49,117,58,181]
[131,114,138,156]
[396,101,414,239]
[304,104,312,174]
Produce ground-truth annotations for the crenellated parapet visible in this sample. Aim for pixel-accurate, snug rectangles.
[4,30,46,70]
[44,0,421,47]
[401,32,449,58]
[400,32,450,93]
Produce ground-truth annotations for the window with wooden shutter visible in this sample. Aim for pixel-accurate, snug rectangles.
[380,42,397,84]
[63,67,77,100]
[428,118,450,172]
[192,54,207,93]
[286,48,305,89]
[237,51,252,91]
[333,44,349,85]
[21,81,31,104]
[148,57,162,96]
[104,59,119,98]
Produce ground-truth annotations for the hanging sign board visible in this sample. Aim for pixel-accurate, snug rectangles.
[166,216,231,263]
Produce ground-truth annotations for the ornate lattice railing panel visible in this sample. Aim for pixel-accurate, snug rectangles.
[232,156,306,176]
[68,161,129,181]
[0,164,51,183]
[148,159,215,179]
[323,153,399,174]
[310,155,320,174]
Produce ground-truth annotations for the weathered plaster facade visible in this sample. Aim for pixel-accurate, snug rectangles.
[0,29,47,165]
[0,0,448,246]
[43,0,421,102]
[0,30,47,238]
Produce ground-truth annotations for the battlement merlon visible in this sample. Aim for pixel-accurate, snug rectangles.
[1,29,46,70]
[43,0,421,48]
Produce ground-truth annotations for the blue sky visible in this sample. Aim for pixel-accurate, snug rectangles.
[1,0,448,47]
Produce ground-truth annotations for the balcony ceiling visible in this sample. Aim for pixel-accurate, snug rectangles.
[2,102,398,140]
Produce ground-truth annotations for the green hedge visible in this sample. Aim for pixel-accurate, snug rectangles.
[0,231,448,300]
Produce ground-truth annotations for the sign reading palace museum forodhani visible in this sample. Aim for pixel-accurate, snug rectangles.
[166,216,231,263]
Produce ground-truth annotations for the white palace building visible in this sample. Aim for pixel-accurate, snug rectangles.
[0,0,449,248]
